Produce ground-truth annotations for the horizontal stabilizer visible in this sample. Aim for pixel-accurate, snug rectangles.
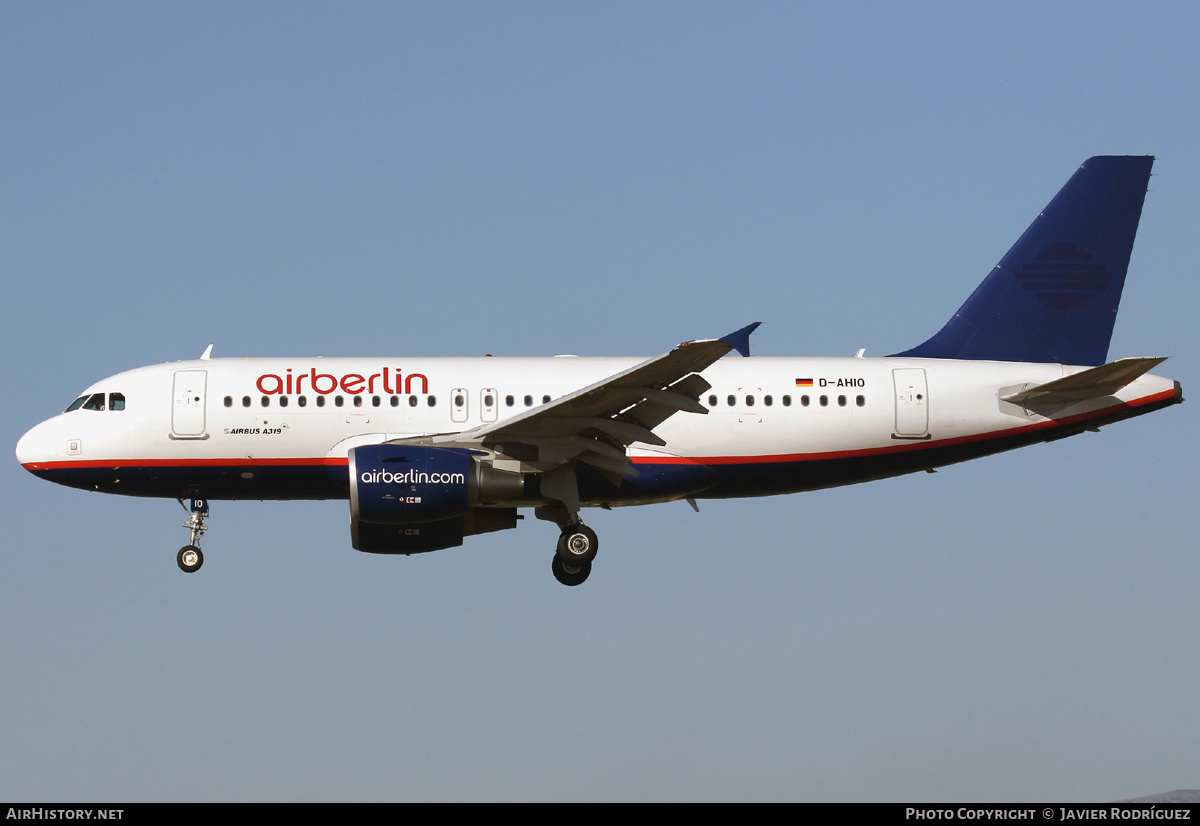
[1000,357,1167,405]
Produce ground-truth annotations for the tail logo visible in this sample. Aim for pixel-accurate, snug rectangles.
[1015,243,1111,311]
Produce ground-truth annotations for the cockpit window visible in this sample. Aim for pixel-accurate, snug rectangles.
[66,392,125,412]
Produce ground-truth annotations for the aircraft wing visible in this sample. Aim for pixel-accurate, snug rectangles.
[425,323,760,478]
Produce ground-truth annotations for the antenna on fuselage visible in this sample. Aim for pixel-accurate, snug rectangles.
[200,344,213,360]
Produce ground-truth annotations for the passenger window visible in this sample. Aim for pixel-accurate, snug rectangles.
[542,395,551,404]
[484,393,494,407]
[390,396,399,407]
[727,395,735,407]
[372,396,381,407]
[409,396,418,407]
[783,395,792,407]
[298,396,307,407]
[454,393,465,407]
[261,396,270,407]
[224,396,232,408]
[745,395,754,407]
[506,395,514,407]
[856,395,866,407]
[335,396,344,407]
[838,395,846,407]
[316,396,326,408]
[428,396,437,407]
[353,396,362,407]
[764,395,772,406]
[820,395,828,407]
[801,395,810,407]
[279,396,289,408]
[708,394,717,407]
[524,395,533,407]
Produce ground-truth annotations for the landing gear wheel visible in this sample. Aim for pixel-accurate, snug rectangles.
[556,524,598,564]
[552,554,591,586]
[177,545,204,573]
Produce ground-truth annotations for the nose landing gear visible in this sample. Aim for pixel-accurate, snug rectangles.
[176,498,209,573]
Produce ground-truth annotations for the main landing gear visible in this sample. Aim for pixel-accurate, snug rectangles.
[551,521,598,587]
[176,498,209,573]
[537,465,601,587]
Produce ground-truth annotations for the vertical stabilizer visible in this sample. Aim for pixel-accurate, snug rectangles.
[893,156,1154,365]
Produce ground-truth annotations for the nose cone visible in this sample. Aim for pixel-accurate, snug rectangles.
[16,418,61,471]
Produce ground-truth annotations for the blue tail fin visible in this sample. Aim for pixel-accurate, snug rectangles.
[893,156,1154,365]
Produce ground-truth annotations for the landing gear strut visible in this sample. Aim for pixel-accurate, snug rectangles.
[537,465,600,587]
[177,498,209,573]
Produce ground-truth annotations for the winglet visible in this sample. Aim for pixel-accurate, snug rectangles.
[719,322,762,357]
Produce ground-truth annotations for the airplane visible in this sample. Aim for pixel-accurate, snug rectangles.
[15,156,1183,586]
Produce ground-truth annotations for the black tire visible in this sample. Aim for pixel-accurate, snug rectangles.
[555,524,598,564]
[552,554,591,586]
[177,545,204,573]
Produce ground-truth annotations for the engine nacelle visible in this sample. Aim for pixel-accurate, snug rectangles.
[348,444,525,552]
[353,509,519,554]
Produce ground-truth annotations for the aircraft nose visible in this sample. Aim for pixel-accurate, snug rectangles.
[15,419,60,470]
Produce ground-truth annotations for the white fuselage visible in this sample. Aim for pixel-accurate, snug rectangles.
[15,354,1180,505]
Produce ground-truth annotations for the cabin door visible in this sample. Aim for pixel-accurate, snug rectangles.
[892,368,929,438]
[172,370,208,437]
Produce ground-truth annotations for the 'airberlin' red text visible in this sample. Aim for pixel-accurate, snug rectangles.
[256,368,429,395]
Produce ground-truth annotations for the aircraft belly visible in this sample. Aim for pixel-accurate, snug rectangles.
[575,457,717,506]
[30,460,348,500]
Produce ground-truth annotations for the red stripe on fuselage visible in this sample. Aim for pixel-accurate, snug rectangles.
[21,387,1177,475]
[21,456,350,472]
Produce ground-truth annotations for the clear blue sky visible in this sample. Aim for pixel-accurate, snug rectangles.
[2,2,1197,801]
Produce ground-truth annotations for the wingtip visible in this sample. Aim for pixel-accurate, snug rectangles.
[720,322,762,357]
